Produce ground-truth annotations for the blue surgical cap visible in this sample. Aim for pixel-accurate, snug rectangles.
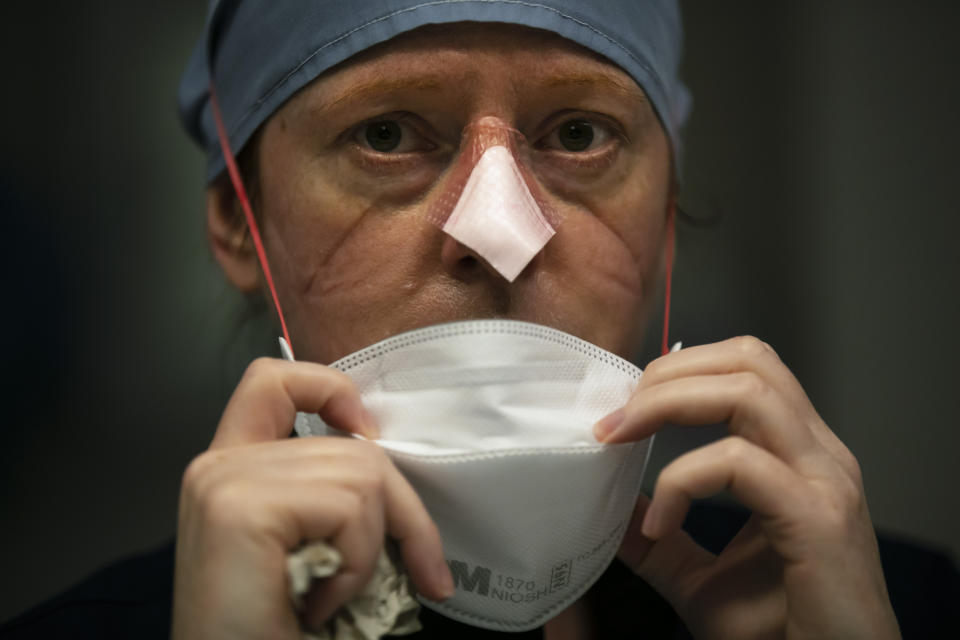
[178,0,692,183]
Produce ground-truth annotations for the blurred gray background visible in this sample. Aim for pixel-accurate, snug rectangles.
[1,0,957,622]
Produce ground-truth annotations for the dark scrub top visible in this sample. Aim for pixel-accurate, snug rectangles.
[2,503,958,638]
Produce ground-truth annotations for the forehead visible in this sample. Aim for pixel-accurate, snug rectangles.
[282,22,651,118]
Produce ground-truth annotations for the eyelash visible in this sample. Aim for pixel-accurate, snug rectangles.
[541,120,610,149]
[348,113,623,172]
[351,115,435,152]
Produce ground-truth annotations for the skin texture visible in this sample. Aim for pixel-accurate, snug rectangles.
[599,337,900,638]
[176,23,900,640]
[209,24,670,363]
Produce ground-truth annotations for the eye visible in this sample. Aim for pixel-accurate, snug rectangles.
[558,120,594,151]
[540,118,614,153]
[354,118,435,154]
[365,121,402,152]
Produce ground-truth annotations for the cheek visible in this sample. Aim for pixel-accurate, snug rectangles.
[552,218,644,295]
[527,157,669,353]
[534,211,658,352]
[265,202,435,360]
[258,127,416,299]
[253,141,408,359]
[549,155,667,290]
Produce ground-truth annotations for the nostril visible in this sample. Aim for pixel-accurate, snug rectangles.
[440,235,504,281]
[459,254,481,272]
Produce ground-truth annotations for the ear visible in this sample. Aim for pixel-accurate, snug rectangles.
[207,176,260,292]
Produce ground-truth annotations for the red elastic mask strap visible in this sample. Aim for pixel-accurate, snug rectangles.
[209,83,294,358]
[661,201,676,357]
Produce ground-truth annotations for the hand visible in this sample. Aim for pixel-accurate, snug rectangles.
[172,358,454,640]
[595,336,900,639]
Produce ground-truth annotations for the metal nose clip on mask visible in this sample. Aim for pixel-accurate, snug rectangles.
[428,118,558,282]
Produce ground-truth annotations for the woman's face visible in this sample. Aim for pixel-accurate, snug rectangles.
[221,23,672,364]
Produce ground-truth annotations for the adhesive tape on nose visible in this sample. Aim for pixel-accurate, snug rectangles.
[428,120,558,282]
[441,145,554,282]
[285,319,654,632]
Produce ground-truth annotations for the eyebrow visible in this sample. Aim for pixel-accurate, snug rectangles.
[543,72,650,106]
[316,76,449,113]
[313,70,650,116]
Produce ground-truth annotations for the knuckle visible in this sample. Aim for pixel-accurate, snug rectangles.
[732,335,777,360]
[299,362,359,398]
[733,335,765,355]
[817,496,856,537]
[181,452,212,488]
[838,448,864,486]
[240,358,287,396]
[656,459,686,494]
[643,357,666,381]
[814,500,845,534]
[733,371,769,400]
[836,472,863,508]
[721,435,752,464]
[328,368,359,395]
[244,356,280,380]
[336,490,368,522]
[201,478,251,527]
[180,452,266,529]
[349,463,386,496]
[810,477,864,537]
[181,450,225,498]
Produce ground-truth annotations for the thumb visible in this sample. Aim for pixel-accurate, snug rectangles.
[618,493,715,612]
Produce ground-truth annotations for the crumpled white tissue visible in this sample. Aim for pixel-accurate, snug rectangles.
[288,542,422,640]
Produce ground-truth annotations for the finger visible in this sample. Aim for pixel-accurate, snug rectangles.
[640,336,804,400]
[642,436,808,543]
[638,337,856,473]
[212,358,375,449]
[599,373,818,464]
[302,488,385,628]
[382,463,454,602]
[188,444,392,629]
[183,440,390,550]
[618,493,715,611]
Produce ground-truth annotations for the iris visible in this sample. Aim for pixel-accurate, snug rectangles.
[557,120,594,151]
[365,121,403,152]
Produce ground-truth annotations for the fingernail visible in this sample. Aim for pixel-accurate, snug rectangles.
[361,406,379,439]
[437,562,455,600]
[640,503,661,539]
[594,408,625,442]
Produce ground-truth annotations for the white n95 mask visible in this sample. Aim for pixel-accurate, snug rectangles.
[282,320,653,632]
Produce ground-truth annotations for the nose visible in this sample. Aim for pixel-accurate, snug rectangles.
[436,144,555,282]
[440,234,515,282]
